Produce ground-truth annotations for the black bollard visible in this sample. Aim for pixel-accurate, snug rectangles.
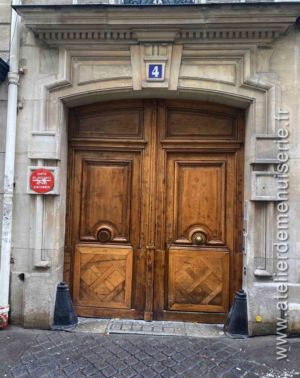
[224,289,248,338]
[52,282,78,330]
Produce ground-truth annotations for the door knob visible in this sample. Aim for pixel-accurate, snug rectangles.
[192,231,206,245]
[97,228,112,243]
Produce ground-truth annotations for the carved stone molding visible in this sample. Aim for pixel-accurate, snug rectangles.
[251,134,281,164]
[251,172,280,202]
[177,29,283,44]
[14,4,300,46]
[36,30,134,44]
[33,28,286,45]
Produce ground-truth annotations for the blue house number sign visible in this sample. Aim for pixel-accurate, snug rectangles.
[147,63,164,81]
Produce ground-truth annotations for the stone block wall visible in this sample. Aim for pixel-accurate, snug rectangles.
[0,0,11,249]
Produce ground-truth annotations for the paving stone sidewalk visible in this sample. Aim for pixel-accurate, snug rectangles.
[0,327,299,378]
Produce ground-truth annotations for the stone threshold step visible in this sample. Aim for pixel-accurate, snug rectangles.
[72,318,225,337]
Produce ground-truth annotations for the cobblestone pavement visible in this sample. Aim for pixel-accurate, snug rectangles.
[0,327,299,378]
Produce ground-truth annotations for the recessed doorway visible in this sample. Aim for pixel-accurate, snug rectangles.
[64,99,244,323]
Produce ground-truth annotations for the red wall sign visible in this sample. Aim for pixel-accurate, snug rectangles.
[30,168,55,194]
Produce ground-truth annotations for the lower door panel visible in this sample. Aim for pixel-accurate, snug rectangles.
[168,248,229,313]
[74,245,133,311]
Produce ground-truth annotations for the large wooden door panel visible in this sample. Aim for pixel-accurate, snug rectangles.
[69,101,144,140]
[65,99,244,322]
[166,110,237,140]
[72,150,142,244]
[171,159,227,245]
[80,158,134,242]
[162,152,236,316]
[66,100,151,319]
[69,149,144,317]
[153,100,243,322]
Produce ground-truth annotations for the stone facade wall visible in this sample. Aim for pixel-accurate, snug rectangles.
[246,26,300,335]
[0,0,11,252]
[6,3,300,334]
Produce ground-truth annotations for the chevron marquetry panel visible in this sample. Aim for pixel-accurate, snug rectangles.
[168,249,229,312]
[74,245,133,309]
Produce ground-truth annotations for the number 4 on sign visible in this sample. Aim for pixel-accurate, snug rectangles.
[151,65,160,78]
[147,63,163,81]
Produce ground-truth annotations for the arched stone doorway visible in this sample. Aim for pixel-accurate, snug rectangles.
[13,3,300,334]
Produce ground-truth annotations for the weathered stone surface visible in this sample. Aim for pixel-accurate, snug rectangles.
[0,0,9,257]
[78,62,132,85]
[2,2,300,335]
[180,63,236,85]
[23,273,58,329]
[0,25,10,51]
[0,2,11,24]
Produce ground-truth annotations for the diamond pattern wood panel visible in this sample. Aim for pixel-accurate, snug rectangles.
[74,245,133,309]
[168,248,229,312]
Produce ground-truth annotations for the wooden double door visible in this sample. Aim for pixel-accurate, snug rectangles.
[65,99,244,323]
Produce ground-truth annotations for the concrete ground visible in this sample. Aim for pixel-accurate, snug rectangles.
[0,324,299,378]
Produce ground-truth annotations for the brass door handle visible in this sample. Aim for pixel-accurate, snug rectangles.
[192,231,207,245]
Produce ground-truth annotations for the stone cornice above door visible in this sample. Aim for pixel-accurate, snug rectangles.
[14,4,300,46]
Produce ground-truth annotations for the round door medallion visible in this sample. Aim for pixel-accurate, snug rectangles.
[97,228,112,243]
